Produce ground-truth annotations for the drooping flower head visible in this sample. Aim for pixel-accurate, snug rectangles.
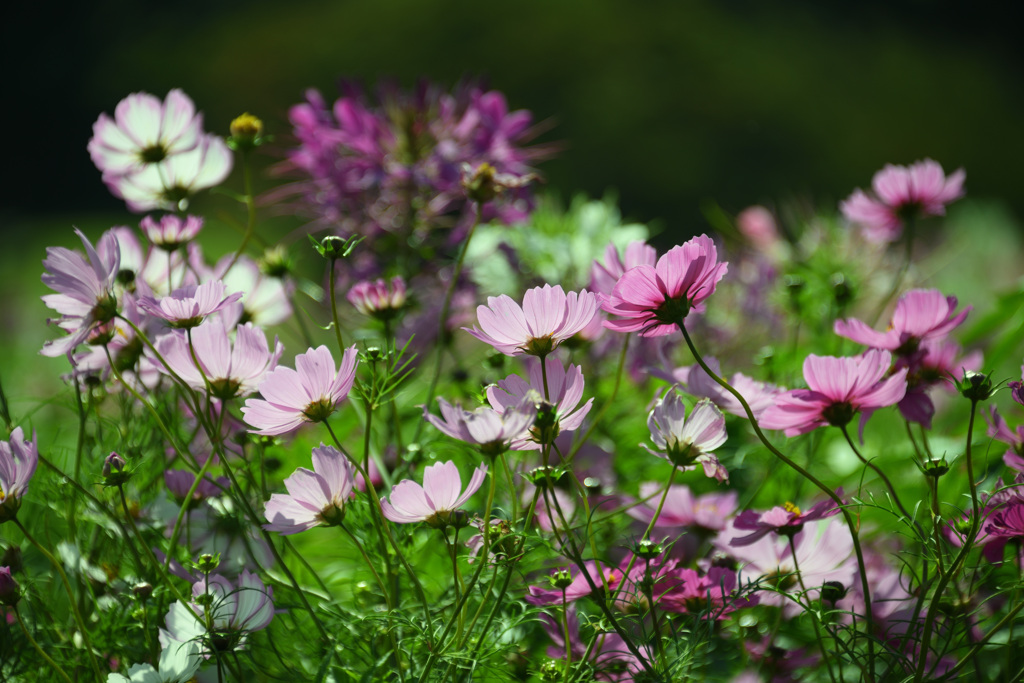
[160,570,274,654]
[242,345,359,436]
[834,289,971,356]
[424,397,535,457]
[759,349,907,437]
[0,428,39,523]
[155,319,283,399]
[380,460,487,528]
[840,159,965,244]
[140,214,204,251]
[602,234,728,337]
[347,276,407,321]
[466,284,598,356]
[644,393,729,482]
[138,280,242,329]
[41,228,121,359]
[264,444,356,534]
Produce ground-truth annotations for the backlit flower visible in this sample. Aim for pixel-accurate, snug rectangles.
[139,280,241,329]
[759,349,907,437]
[424,397,535,457]
[466,284,598,356]
[834,289,970,356]
[644,393,729,482]
[602,234,728,336]
[160,570,273,654]
[0,427,39,523]
[107,642,201,683]
[347,276,407,320]
[840,159,965,244]
[264,444,356,534]
[380,460,487,527]
[731,491,843,546]
[242,345,359,436]
[590,240,657,297]
[140,214,203,251]
[625,483,738,532]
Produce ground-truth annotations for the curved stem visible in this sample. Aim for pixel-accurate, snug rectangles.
[789,535,839,683]
[328,258,346,354]
[222,148,256,277]
[14,605,74,683]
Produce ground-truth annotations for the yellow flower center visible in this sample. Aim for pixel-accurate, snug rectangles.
[783,501,802,516]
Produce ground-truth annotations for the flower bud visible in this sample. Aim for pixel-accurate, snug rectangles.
[922,457,949,479]
[228,113,264,151]
[0,566,20,607]
[102,452,131,487]
[549,568,574,590]
[1,546,22,574]
[634,538,663,560]
[957,370,994,402]
[132,582,154,601]
[448,509,471,530]
[196,553,220,575]
[259,246,293,279]
[310,234,362,261]
[821,580,847,605]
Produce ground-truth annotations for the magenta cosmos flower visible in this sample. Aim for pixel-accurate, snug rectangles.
[242,345,359,436]
[88,89,203,177]
[731,490,843,546]
[840,159,965,244]
[834,288,970,355]
[161,570,274,654]
[465,284,598,356]
[380,460,487,528]
[264,444,356,534]
[0,427,39,523]
[644,393,729,482]
[589,240,657,297]
[139,280,241,329]
[347,276,407,320]
[41,228,121,359]
[625,483,738,532]
[424,397,535,457]
[759,349,907,437]
[155,318,283,399]
[140,214,204,250]
[486,358,594,450]
[652,356,784,420]
[602,234,728,337]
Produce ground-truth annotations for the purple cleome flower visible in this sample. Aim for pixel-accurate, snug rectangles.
[644,392,729,482]
[155,318,283,399]
[0,428,38,523]
[466,284,598,357]
[424,397,536,457]
[380,460,487,528]
[41,228,121,359]
[242,345,359,436]
[759,349,907,437]
[264,444,356,534]
[139,280,242,329]
[840,158,965,244]
[602,234,728,337]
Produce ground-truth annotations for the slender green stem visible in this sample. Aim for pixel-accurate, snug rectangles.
[840,426,924,541]
[789,535,839,683]
[328,258,346,354]
[14,519,105,681]
[14,605,74,683]
[222,148,256,277]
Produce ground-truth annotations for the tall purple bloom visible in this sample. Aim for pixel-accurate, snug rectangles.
[242,345,359,436]
[264,444,356,534]
[0,428,38,523]
[380,460,487,527]
[41,228,121,359]
[759,349,907,437]
[601,235,728,337]
[644,393,729,482]
[466,284,598,357]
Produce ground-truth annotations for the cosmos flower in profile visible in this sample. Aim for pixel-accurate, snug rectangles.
[465,284,598,356]
[264,444,356,534]
[380,460,487,527]
[644,393,729,482]
[0,427,39,523]
[160,570,274,654]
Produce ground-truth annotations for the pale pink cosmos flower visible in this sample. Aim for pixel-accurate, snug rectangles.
[155,318,283,399]
[736,205,781,254]
[242,345,359,436]
[834,289,971,356]
[138,280,242,329]
[106,134,233,213]
[41,228,121,359]
[380,460,487,527]
[589,240,658,297]
[644,393,729,482]
[424,397,535,457]
[602,234,728,337]
[625,483,738,532]
[840,159,965,244]
[88,89,203,177]
[650,356,784,420]
[164,469,228,504]
[759,349,908,438]
[214,254,293,328]
[0,428,39,523]
[465,283,599,356]
[486,358,594,450]
[140,214,204,251]
[731,490,844,546]
[347,276,407,320]
[264,444,356,534]
[160,570,274,654]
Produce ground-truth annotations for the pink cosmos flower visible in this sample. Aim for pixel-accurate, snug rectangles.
[736,205,781,254]
[0,428,38,523]
[264,444,356,534]
[380,460,487,527]
[424,397,535,457]
[625,483,738,532]
[896,338,981,428]
[465,284,598,356]
[164,469,228,504]
[651,356,784,420]
[486,358,594,450]
[88,89,203,177]
[659,567,749,619]
[139,280,242,329]
[644,393,729,482]
[985,504,1024,539]
[106,134,233,213]
[589,240,658,297]
[602,234,729,337]
[160,570,274,654]
[41,228,121,359]
[1010,363,1024,407]
[525,560,618,606]
[140,214,203,250]
[834,289,971,356]
[155,319,283,399]
[840,159,965,244]
[213,254,293,328]
[731,491,844,546]
[758,349,908,437]
[242,345,359,436]
[347,276,407,320]
[986,406,1024,472]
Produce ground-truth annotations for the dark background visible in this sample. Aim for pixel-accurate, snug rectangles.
[5,0,1023,239]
